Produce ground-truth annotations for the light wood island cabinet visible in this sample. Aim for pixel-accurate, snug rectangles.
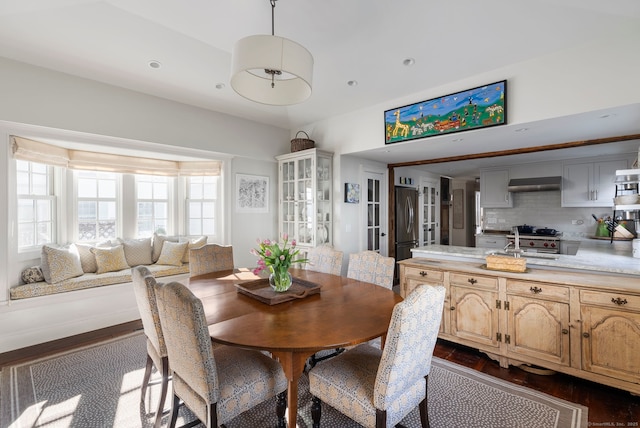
[398,258,640,394]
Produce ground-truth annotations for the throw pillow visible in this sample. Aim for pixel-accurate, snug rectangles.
[75,240,113,273]
[121,238,153,267]
[181,236,207,263]
[41,245,84,284]
[21,266,45,284]
[152,233,179,263]
[156,241,189,266]
[91,245,130,274]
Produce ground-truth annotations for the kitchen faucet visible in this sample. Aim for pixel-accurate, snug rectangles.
[503,228,522,257]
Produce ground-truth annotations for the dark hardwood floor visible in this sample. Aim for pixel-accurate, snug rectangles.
[1,321,638,425]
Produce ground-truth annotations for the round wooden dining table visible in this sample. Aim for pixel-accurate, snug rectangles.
[188,267,403,427]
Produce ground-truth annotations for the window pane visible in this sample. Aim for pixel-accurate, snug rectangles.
[154,202,167,219]
[189,219,202,235]
[203,202,215,218]
[98,221,116,239]
[37,200,52,221]
[202,220,215,235]
[98,179,116,198]
[17,171,29,194]
[138,219,154,237]
[31,162,47,174]
[16,160,29,172]
[137,181,153,199]
[79,223,97,241]
[32,173,47,195]
[18,223,35,247]
[153,182,167,199]
[18,200,35,223]
[138,201,153,218]
[78,201,97,220]
[190,182,203,199]
[189,202,201,219]
[99,201,116,220]
[36,222,52,245]
[203,182,217,198]
[78,179,97,198]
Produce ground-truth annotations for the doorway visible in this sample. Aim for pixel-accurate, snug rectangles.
[363,169,388,255]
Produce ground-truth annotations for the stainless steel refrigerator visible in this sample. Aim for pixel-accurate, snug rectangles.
[395,186,419,267]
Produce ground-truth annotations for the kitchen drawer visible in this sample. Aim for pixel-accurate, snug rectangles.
[507,280,569,301]
[581,289,640,311]
[403,266,444,283]
[449,272,498,290]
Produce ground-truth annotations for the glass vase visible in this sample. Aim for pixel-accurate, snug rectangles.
[269,268,293,292]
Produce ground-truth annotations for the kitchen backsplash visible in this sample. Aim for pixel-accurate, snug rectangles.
[482,190,615,239]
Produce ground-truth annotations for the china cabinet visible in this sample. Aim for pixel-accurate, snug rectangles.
[276,148,333,249]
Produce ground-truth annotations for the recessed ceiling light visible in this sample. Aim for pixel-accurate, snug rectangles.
[148,60,162,69]
[215,83,225,90]
[347,80,358,87]
[599,113,616,119]
[515,128,529,132]
[452,138,463,142]
[403,58,415,67]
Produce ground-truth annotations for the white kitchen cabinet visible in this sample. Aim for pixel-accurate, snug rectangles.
[561,158,627,207]
[276,148,333,249]
[480,169,512,208]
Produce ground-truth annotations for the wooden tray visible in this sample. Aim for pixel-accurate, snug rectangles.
[479,264,531,274]
[235,277,322,305]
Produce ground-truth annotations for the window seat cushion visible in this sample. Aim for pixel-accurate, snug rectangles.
[10,263,189,300]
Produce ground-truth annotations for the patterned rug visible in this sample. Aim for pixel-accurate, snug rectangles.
[1,332,587,428]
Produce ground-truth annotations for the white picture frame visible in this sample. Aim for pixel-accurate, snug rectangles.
[236,173,269,213]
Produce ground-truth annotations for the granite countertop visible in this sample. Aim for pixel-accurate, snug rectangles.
[411,239,640,276]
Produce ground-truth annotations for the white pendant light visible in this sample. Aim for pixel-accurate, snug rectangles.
[231,0,313,106]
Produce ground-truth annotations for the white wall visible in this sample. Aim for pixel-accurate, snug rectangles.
[0,58,288,352]
[301,29,640,259]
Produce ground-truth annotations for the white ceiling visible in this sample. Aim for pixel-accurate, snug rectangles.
[1,0,639,176]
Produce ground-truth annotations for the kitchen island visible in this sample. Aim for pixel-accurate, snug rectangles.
[399,248,640,395]
[411,238,640,276]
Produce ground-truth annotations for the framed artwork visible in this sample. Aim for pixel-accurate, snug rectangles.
[385,80,507,144]
[236,173,269,213]
[344,183,360,204]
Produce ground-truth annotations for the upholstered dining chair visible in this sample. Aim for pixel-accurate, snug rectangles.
[347,250,395,289]
[189,243,234,277]
[131,266,169,428]
[309,284,446,428]
[154,280,288,428]
[305,244,344,275]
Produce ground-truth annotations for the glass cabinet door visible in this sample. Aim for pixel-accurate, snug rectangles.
[277,149,333,249]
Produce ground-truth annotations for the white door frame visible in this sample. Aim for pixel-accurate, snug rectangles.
[360,166,389,256]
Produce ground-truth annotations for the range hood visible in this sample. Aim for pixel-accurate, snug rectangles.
[507,176,562,192]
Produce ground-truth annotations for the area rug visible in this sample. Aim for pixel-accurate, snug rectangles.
[0,332,587,428]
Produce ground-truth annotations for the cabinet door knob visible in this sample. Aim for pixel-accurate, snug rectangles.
[468,278,477,285]
[562,329,569,335]
[611,297,628,306]
[419,271,428,277]
[530,286,542,294]
[582,332,590,338]
[450,306,455,311]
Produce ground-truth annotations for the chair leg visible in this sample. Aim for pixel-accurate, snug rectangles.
[153,356,170,428]
[311,396,322,428]
[141,354,153,405]
[376,408,387,428]
[168,393,180,428]
[206,402,217,428]
[419,375,430,428]
[276,391,287,428]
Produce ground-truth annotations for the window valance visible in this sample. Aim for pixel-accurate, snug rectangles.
[11,136,221,176]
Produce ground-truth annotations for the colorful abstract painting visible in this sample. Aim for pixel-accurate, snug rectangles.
[384,80,507,144]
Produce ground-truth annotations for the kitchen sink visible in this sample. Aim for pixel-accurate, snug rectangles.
[490,251,559,260]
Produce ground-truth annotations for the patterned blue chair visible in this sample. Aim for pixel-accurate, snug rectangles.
[189,244,234,277]
[347,250,395,289]
[154,280,288,428]
[309,284,446,428]
[131,266,169,428]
